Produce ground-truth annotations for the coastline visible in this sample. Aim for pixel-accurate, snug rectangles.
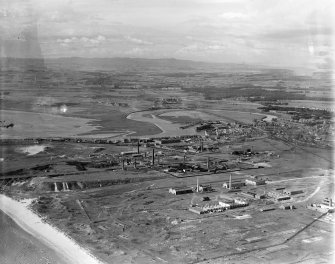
[0,194,105,264]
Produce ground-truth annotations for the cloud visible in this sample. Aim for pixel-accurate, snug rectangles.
[56,35,107,47]
[219,12,248,20]
[261,27,333,40]
[125,36,153,45]
[1,0,333,71]
[317,57,333,70]
[125,47,146,56]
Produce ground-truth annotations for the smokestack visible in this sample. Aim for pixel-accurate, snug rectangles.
[197,177,199,192]
[229,174,232,190]
[122,159,125,170]
[152,149,155,165]
[137,140,140,154]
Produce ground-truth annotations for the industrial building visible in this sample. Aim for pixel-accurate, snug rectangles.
[169,187,193,195]
[307,203,333,213]
[279,204,296,210]
[307,197,335,213]
[222,174,246,189]
[189,197,248,214]
[267,190,291,201]
[245,179,266,186]
[154,138,181,145]
[222,181,245,189]
[260,207,276,212]
[275,196,291,202]
[322,197,334,207]
[189,201,226,214]
[283,189,303,195]
[196,184,212,192]
[195,178,213,193]
[267,190,283,198]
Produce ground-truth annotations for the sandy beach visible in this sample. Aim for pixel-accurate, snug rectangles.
[0,194,104,264]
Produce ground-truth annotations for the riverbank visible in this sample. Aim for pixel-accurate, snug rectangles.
[0,194,104,264]
[0,109,100,139]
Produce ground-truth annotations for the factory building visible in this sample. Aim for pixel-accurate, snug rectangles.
[267,191,281,198]
[283,190,303,195]
[189,201,226,214]
[260,207,276,212]
[154,138,181,145]
[189,198,248,214]
[279,204,296,210]
[307,202,334,213]
[223,198,249,209]
[307,197,335,213]
[195,178,213,193]
[275,196,291,202]
[323,197,334,207]
[245,179,266,186]
[222,174,245,189]
[169,187,193,195]
[267,189,291,201]
[222,181,245,189]
[197,185,212,192]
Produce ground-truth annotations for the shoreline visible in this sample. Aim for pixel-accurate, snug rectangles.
[0,194,105,264]
[127,110,197,137]
[0,109,101,139]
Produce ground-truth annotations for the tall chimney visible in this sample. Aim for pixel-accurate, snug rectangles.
[229,174,232,190]
[152,149,155,165]
[197,177,199,192]
[122,159,125,170]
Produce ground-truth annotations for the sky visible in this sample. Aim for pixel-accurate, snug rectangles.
[0,0,334,71]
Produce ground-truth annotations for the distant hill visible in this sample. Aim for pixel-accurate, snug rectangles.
[0,57,45,71]
[0,57,266,72]
[45,57,268,73]
[1,57,274,73]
